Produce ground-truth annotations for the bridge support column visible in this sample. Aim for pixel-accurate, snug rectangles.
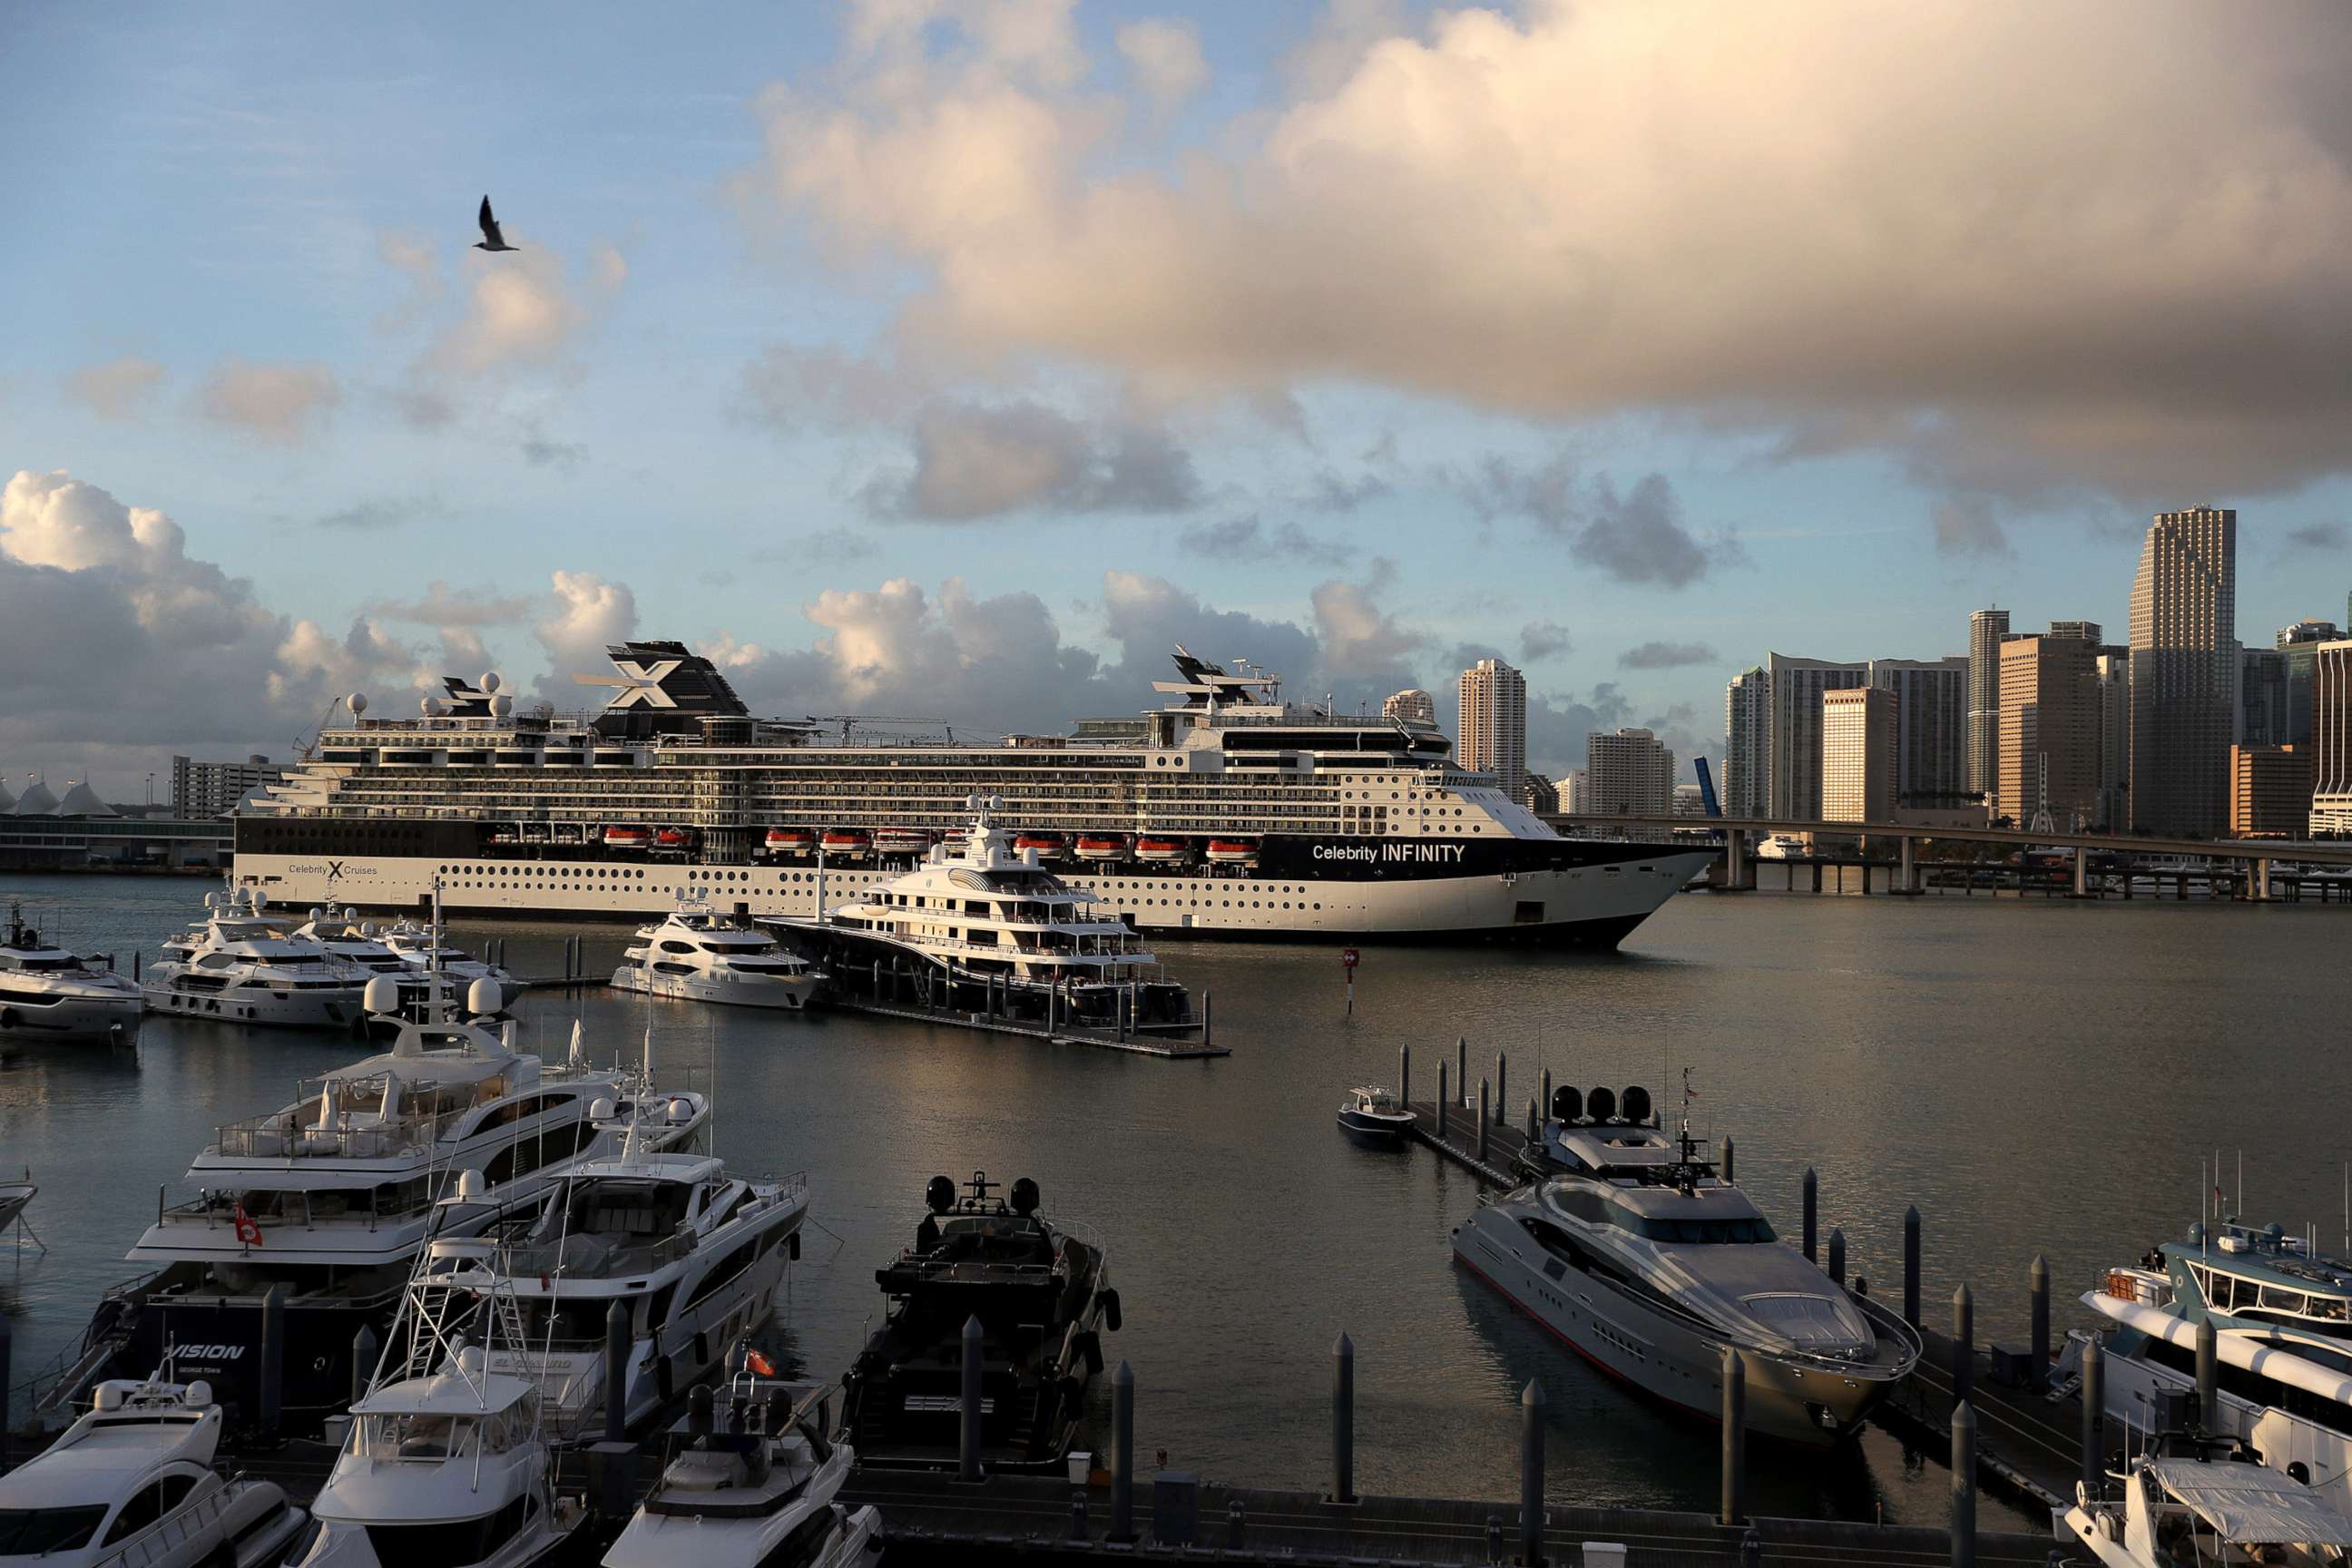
[2252,858,2272,901]
[1721,828,1753,891]
[2072,851,2090,898]
[1896,834,1922,896]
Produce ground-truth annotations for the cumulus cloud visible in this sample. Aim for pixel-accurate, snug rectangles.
[746,0,2352,502]
[532,570,640,701]
[426,239,624,377]
[1519,621,1571,662]
[64,356,165,420]
[860,399,1200,519]
[1454,457,1739,587]
[371,582,534,628]
[1177,514,1348,566]
[1617,639,1717,670]
[1116,18,1209,112]
[1310,577,1421,681]
[197,357,340,443]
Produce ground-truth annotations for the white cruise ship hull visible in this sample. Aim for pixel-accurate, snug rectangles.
[236,846,1712,946]
[1451,1208,1897,1446]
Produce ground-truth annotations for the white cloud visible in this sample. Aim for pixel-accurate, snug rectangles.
[64,356,166,420]
[197,357,340,443]
[1116,18,1208,112]
[859,399,1200,518]
[747,0,2352,501]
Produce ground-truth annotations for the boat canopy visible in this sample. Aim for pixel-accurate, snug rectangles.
[2146,1456,2352,1546]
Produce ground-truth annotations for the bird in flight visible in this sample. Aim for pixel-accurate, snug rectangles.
[475,195,518,252]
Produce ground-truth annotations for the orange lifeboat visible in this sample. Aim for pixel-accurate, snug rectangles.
[1133,836,1185,863]
[765,828,816,854]
[1074,834,1128,862]
[874,828,932,857]
[819,828,871,857]
[652,827,695,851]
[1204,838,1259,865]
[603,826,652,850]
[1013,833,1067,859]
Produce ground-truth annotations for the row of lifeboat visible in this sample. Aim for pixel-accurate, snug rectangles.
[602,826,695,852]
[757,828,1260,865]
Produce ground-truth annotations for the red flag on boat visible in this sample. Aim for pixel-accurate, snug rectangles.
[232,1203,263,1247]
[746,1348,776,1377]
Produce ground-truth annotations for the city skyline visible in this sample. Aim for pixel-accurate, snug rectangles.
[6,4,2352,797]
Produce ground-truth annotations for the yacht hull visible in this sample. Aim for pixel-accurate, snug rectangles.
[1451,1209,1898,1447]
[141,978,363,1030]
[0,988,141,1038]
[609,967,821,1011]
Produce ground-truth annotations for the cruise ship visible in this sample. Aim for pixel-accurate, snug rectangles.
[233,643,1710,945]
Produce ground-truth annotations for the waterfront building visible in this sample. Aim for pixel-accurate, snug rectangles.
[171,753,287,818]
[2311,642,2352,835]
[1521,771,1559,814]
[2096,649,2131,830]
[2130,506,2237,836]
[1672,781,1706,817]
[2048,621,2104,643]
[2278,620,2344,746]
[1998,633,2102,831]
[1561,769,1590,814]
[2230,745,2313,838]
[1457,658,1528,804]
[1966,607,2010,799]
[1766,653,1867,819]
[1820,686,1896,825]
[1723,666,1769,818]
[1586,728,1675,816]
[2239,648,2291,748]
[1382,688,1436,726]
[1867,656,1968,802]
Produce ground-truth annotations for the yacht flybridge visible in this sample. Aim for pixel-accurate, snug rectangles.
[612,899,826,1011]
[1455,1085,1921,1446]
[234,642,1711,945]
[54,982,708,1435]
[142,887,368,1029]
[2059,1430,2352,1565]
[801,795,1191,1029]
[0,903,141,1040]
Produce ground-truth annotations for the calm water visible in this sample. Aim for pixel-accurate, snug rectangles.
[4,874,2348,1530]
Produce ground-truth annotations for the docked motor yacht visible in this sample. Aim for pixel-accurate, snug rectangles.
[0,1369,307,1568]
[2058,1429,2352,1565]
[443,1141,810,1436]
[603,1374,879,1568]
[377,920,518,1011]
[1454,1088,1920,1446]
[842,1171,1121,1474]
[612,900,826,1012]
[799,796,1191,1030]
[1337,1085,1413,1142]
[292,1224,585,1568]
[142,887,368,1029]
[55,983,709,1435]
[0,904,142,1040]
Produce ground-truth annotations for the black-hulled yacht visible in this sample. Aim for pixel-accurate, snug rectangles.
[840,1171,1119,1474]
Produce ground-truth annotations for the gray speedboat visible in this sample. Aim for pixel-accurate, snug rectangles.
[1454,1086,1919,1446]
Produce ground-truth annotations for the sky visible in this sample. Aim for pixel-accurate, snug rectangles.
[5,0,2350,800]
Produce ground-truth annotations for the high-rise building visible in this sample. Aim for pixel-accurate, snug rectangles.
[2095,649,2131,830]
[2277,620,2344,747]
[1966,608,2011,799]
[1723,667,1769,818]
[1672,782,1706,817]
[2129,506,2238,835]
[1382,687,1436,726]
[1998,634,2102,831]
[1867,656,1969,803]
[1766,653,1867,819]
[1820,686,1896,824]
[2239,648,2291,748]
[2230,745,2313,838]
[1561,769,1590,814]
[1586,728,1675,816]
[1521,770,1560,814]
[2047,621,2103,643]
[2311,642,2352,835]
[1456,659,1527,804]
[170,754,286,818]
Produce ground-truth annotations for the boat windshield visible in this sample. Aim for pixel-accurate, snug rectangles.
[360,1412,477,1459]
[1612,1210,1778,1244]
[0,1506,109,1553]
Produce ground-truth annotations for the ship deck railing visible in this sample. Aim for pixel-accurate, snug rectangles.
[211,1110,454,1161]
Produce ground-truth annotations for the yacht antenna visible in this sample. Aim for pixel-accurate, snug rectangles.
[2237,1150,2242,1222]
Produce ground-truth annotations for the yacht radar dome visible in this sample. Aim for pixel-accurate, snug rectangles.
[926,1175,956,1214]
[1622,1085,1653,1124]
[1552,1084,1583,1123]
[455,1168,486,1200]
[362,975,401,1014]
[348,691,368,716]
[466,977,499,1015]
[1011,1177,1040,1215]
[1587,1085,1617,1122]
[589,1096,616,1121]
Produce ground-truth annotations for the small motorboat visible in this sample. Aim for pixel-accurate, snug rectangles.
[1338,1085,1414,1142]
[604,825,653,850]
[1204,838,1259,865]
[0,1369,308,1568]
[0,1174,37,1250]
[1132,836,1186,863]
[1073,834,1128,862]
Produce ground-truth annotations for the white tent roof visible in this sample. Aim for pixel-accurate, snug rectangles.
[0,778,13,811]
[53,780,116,818]
[2147,1457,2352,1546]
[12,779,58,815]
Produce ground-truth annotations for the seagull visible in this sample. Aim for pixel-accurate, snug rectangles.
[474,195,518,252]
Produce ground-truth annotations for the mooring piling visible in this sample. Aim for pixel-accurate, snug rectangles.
[1331,1333,1356,1504]
[1720,1347,1747,1526]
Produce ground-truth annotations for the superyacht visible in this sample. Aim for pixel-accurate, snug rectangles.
[1453,1090,1920,1445]
[233,644,1710,945]
[0,903,142,1039]
[142,887,368,1029]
